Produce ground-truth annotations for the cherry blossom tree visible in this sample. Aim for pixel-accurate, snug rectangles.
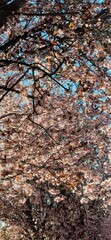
[0,0,111,239]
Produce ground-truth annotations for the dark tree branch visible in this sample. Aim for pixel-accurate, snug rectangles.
[0,85,20,93]
[0,59,69,91]
[0,0,27,28]
[0,24,44,52]
[0,112,20,120]
[28,115,59,144]
[0,69,29,102]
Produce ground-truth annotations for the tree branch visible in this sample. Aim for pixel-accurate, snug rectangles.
[0,0,27,28]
